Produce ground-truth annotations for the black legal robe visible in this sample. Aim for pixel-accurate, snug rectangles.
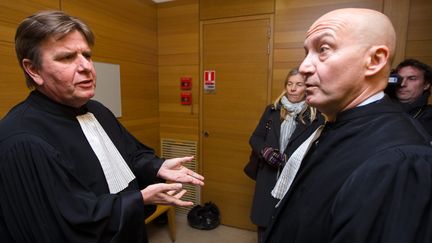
[0,91,163,243]
[263,96,432,243]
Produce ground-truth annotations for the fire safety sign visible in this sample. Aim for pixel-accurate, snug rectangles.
[203,70,216,92]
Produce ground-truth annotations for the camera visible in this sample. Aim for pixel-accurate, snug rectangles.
[384,70,402,99]
[388,72,402,85]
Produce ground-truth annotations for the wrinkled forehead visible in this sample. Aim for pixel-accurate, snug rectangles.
[306,13,354,40]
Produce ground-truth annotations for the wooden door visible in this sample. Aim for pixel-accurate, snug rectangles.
[200,15,273,230]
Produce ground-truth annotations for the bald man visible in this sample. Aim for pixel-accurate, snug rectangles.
[262,8,432,243]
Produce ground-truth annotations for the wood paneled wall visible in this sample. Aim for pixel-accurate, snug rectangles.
[199,0,274,20]
[383,0,410,66]
[405,0,432,103]
[158,0,200,141]
[157,0,276,142]
[405,0,432,65]
[0,0,160,151]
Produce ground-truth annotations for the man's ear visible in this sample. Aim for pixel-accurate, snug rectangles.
[22,59,44,85]
[364,45,389,77]
[423,81,431,91]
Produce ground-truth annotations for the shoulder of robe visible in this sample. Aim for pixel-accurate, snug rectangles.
[0,132,56,156]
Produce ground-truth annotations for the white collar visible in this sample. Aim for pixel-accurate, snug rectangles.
[357,91,385,107]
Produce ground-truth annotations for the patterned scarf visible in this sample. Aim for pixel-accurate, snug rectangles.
[279,96,306,153]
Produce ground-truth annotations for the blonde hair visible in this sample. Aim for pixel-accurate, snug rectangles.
[273,67,317,124]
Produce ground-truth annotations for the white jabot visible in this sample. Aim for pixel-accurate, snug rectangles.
[271,125,324,206]
[76,112,135,194]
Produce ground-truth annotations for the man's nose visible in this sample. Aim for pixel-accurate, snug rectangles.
[299,54,315,77]
[77,55,92,72]
[400,77,407,87]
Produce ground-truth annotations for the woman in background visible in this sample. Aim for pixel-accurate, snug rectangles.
[244,67,323,242]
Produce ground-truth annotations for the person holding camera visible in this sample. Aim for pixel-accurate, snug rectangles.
[394,59,432,135]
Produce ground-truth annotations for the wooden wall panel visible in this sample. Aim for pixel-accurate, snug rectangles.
[0,1,60,118]
[405,0,432,66]
[62,0,157,64]
[0,0,59,43]
[383,0,410,66]
[0,42,30,116]
[158,0,200,141]
[273,0,382,100]
[199,0,274,20]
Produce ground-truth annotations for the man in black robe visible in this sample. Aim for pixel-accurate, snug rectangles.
[0,10,204,243]
[263,8,432,243]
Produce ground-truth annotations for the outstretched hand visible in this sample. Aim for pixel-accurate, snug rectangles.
[141,183,193,206]
[157,156,204,186]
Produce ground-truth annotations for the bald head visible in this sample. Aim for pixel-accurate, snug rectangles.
[308,8,396,61]
[299,8,397,120]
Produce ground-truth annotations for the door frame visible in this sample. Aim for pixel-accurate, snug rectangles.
[198,14,275,173]
[198,13,274,197]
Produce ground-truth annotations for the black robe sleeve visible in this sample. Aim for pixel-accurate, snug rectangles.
[0,134,146,243]
[330,145,432,243]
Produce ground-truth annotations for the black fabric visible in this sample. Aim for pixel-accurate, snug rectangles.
[243,151,260,180]
[263,96,432,243]
[0,91,164,243]
[245,104,324,228]
[399,91,432,136]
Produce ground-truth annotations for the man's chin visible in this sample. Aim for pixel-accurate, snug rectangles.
[71,92,94,106]
[78,89,95,99]
[396,95,411,103]
[305,96,318,106]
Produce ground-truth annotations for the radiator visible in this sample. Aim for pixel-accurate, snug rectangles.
[161,138,200,215]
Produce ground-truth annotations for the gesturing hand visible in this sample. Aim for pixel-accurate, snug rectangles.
[157,156,204,186]
[141,183,193,207]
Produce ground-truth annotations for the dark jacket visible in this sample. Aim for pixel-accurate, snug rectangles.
[400,91,432,136]
[244,103,324,227]
[263,97,432,243]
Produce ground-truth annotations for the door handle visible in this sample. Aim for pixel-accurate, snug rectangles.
[203,131,210,137]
